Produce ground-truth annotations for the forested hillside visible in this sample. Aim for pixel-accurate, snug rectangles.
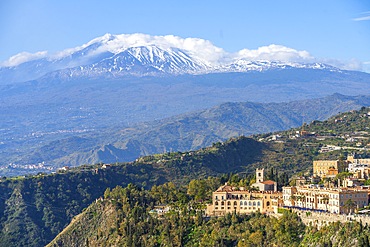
[9,93,370,171]
[47,184,306,247]
[0,136,303,247]
[1,106,370,246]
[47,184,370,247]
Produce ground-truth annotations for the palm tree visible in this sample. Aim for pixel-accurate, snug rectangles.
[344,199,357,214]
[301,195,306,208]
[290,195,296,206]
[322,197,329,212]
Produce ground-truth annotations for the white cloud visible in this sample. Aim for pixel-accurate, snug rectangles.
[89,34,314,65]
[320,58,363,72]
[234,44,313,63]
[0,33,368,73]
[1,51,48,67]
[362,61,370,73]
[353,11,370,21]
[88,33,226,64]
[353,16,370,21]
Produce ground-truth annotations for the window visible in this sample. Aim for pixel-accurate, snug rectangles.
[234,201,237,206]
[215,196,218,200]
[267,201,270,207]
[227,201,231,206]
[244,201,248,206]
[215,201,219,206]
[221,201,224,206]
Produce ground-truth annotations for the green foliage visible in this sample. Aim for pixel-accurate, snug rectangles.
[4,107,370,246]
[187,177,220,202]
[49,183,306,247]
[301,221,370,247]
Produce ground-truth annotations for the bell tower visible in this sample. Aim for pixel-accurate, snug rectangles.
[256,168,264,183]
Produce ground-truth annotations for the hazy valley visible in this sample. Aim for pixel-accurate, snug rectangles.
[1,34,370,175]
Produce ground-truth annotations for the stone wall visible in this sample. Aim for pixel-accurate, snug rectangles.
[292,209,370,228]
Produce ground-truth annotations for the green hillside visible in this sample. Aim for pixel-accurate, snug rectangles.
[1,106,370,246]
[0,137,294,247]
[7,93,370,174]
[47,183,370,247]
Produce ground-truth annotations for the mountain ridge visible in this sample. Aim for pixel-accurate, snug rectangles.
[5,93,370,173]
[0,33,354,84]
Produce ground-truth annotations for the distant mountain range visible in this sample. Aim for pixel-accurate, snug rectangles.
[3,93,370,173]
[0,33,343,84]
[1,34,370,174]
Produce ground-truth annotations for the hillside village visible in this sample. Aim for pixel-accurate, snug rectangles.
[206,153,370,227]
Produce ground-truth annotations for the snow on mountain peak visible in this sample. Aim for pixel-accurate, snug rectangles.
[0,33,351,84]
[1,33,317,68]
[83,33,225,66]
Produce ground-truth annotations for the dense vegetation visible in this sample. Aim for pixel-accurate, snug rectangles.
[0,136,304,247]
[1,107,370,246]
[302,221,370,247]
[48,183,370,247]
[48,184,306,247]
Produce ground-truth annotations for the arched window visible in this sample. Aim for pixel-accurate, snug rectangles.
[234,201,237,206]
[267,201,270,207]
[221,201,224,206]
[215,201,219,206]
[240,201,243,205]
[227,201,231,206]
[244,201,248,206]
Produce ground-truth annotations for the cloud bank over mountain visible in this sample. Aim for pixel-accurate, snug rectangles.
[2,51,48,67]
[0,33,365,72]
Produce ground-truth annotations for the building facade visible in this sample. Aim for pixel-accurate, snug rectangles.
[348,163,370,179]
[314,154,370,178]
[283,185,369,214]
[313,160,348,178]
[206,184,282,216]
[347,154,370,165]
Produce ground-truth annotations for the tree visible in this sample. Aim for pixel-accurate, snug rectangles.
[344,199,357,214]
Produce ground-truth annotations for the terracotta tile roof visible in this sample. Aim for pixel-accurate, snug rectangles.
[261,180,276,185]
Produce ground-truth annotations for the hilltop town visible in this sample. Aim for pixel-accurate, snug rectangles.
[206,153,370,228]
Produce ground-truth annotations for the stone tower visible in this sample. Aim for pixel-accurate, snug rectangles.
[256,168,264,183]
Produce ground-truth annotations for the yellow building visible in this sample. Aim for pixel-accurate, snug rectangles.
[283,185,368,214]
[206,183,283,216]
[313,160,348,178]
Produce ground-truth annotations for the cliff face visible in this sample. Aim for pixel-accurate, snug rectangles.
[47,199,120,247]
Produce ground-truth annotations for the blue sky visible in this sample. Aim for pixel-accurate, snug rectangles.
[1,0,370,71]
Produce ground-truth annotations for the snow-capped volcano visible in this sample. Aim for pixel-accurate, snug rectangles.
[0,33,344,83]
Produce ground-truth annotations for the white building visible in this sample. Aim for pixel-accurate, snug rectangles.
[283,185,368,214]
